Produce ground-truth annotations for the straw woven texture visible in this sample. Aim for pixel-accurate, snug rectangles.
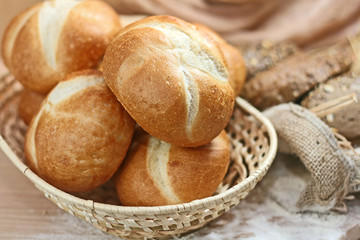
[0,73,277,239]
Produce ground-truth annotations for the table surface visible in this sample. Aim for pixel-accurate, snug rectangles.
[1,145,360,240]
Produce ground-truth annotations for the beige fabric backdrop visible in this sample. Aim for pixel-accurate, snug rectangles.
[1,0,360,56]
[104,0,360,49]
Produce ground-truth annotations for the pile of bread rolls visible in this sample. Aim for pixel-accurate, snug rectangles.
[2,0,246,206]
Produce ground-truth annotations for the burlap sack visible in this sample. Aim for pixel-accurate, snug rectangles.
[264,103,360,212]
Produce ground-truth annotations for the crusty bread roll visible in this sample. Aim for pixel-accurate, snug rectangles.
[116,130,230,206]
[24,70,135,192]
[2,0,121,94]
[193,23,246,96]
[103,15,234,147]
[18,88,45,125]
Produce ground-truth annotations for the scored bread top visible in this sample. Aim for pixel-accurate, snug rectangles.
[116,130,230,206]
[26,70,107,169]
[104,15,234,147]
[25,70,135,192]
[193,23,246,96]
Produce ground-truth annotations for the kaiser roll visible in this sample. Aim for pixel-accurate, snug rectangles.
[103,15,235,148]
[18,88,45,125]
[24,70,135,192]
[2,0,121,94]
[116,130,230,206]
[194,23,246,96]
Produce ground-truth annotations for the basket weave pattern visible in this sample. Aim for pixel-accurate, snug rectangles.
[0,74,277,239]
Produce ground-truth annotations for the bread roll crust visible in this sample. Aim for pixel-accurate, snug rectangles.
[56,1,121,74]
[2,3,42,68]
[25,70,135,192]
[104,15,234,147]
[116,136,170,206]
[10,9,56,94]
[18,89,45,125]
[116,130,230,206]
[168,131,230,202]
[194,23,246,96]
[2,0,121,94]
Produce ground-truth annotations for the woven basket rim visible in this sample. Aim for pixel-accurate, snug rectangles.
[0,97,277,215]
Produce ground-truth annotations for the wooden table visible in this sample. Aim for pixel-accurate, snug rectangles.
[1,145,360,239]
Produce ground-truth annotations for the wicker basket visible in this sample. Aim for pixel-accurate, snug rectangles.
[0,73,277,239]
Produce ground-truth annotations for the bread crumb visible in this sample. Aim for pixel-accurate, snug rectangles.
[323,84,334,93]
[261,40,273,49]
[326,114,334,123]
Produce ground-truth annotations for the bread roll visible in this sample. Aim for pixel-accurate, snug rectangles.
[25,70,135,192]
[103,15,234,147]
[18,89,45,125]
[2,0,121,94]
[116,130,230,206]
[194,23,246,96]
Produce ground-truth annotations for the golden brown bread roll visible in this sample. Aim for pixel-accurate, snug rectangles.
[24,70,135,192]
[103,15,235,147]
[116,130,230,206]
[193,23,246,96]
[2,0,121,94]
[18,89,45,125]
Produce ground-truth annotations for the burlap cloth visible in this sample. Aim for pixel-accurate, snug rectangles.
[264,103,360,212]
[105,0,360,49]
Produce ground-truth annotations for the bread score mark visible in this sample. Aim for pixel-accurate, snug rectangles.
[27,74,105,169]
[147,137,180,203]
[4,5,41,64]
[126,22,228,138]
[38,0,80,68]
[180,67,199,137]
[127,22,228,82]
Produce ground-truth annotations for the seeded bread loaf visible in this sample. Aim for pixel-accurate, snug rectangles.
[242,43,354,110]
[301,76,360,139]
